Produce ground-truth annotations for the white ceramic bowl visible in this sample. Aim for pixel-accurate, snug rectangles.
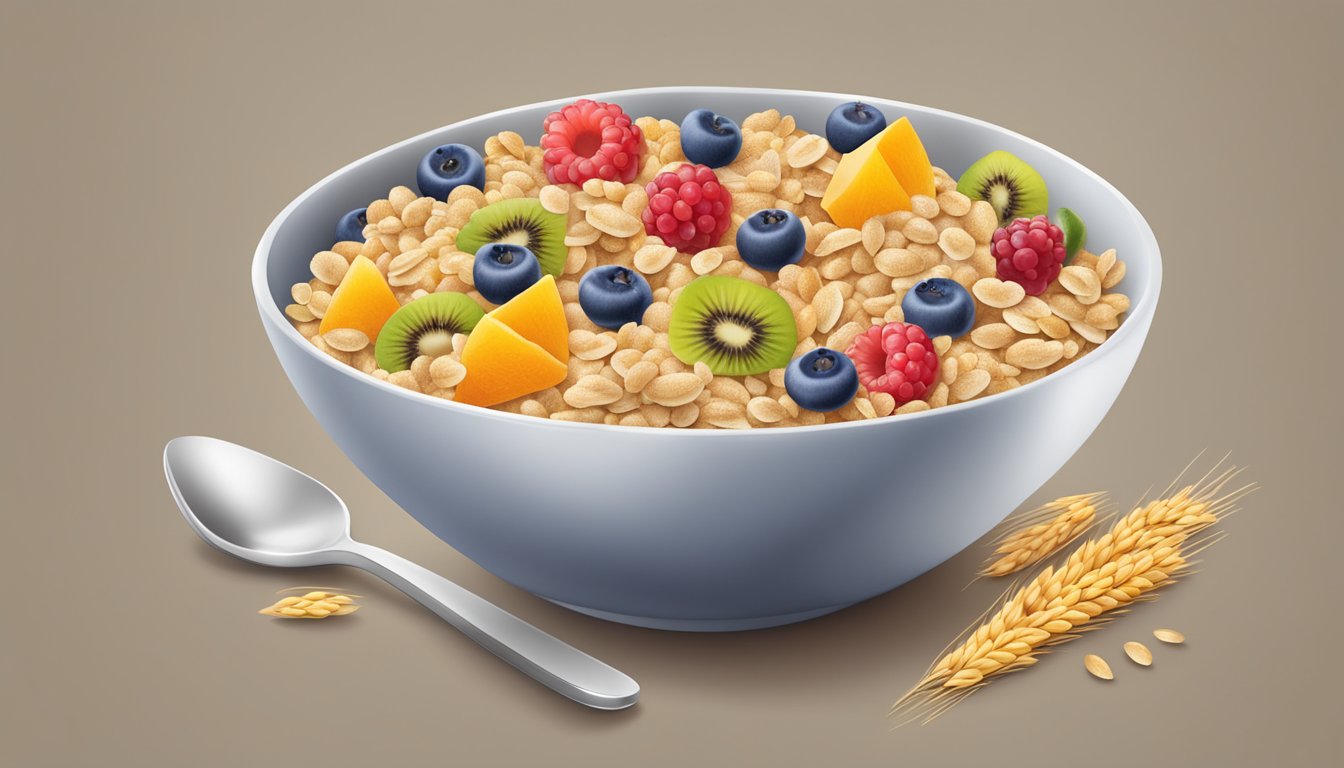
[253,87,1160,631]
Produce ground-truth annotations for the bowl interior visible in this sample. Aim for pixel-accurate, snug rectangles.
[257,87,1159,419]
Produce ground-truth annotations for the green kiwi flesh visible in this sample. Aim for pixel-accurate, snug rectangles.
[374,292,485,372]
[455,198,567,277]
[668,276,797,376]
[956,150,1048,226]
[1057,207,1087,263]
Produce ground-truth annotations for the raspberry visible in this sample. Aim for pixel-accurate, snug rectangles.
[845,322,939,405]
[641,163,732,253]
[540,99,642,186]
[992,215,1066,295]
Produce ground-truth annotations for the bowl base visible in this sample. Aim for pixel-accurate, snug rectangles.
[544,598,854,632]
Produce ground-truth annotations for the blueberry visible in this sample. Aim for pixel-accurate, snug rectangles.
[785,348,860,413]
[578,266,653,330]
[335,207,368,243]
[679,109,742,168]
[736,209,806,272]
[825,101,888,154]
[472,244,541,305]
[901,278,975,339]
[416,143,486,201]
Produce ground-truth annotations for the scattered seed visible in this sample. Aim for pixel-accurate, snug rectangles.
[1084,654,1114,680]
[1122,641,1153,667]
[1153,628,1186,645]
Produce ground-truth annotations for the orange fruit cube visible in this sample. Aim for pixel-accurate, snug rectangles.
[317,255,401,341]
[822,135,911,230]
[873,117,936,199]
[453,275,570,408]
[486,275,568,362]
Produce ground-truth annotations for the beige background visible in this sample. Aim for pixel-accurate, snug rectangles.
[3,1,1340,765]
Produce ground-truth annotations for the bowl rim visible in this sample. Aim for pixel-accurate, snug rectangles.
[253,85,1161,437]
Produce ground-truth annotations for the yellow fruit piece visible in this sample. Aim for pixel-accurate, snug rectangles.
[870,117,935,200]
[454,274,569,407]
[873,117,936,199]
[454,317,567,407]
[821,133,912,229]
[486,275,568,361]
[317,255,401,341]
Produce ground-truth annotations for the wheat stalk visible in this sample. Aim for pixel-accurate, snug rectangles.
[892,459,1254,725]
[980,493,1107,578]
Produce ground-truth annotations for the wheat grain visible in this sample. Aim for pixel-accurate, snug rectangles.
[893,460,1254,724]
[1153,628,1185,644]
[981,493,1107,578]
[1124,641,1153,666]
[1084,654,1114,680]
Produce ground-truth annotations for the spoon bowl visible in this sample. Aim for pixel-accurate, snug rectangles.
[165,436,348,563]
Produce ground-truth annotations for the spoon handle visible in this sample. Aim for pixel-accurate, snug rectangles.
[336,541,639,710]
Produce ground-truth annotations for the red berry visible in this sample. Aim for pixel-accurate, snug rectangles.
[540,99,643,186]
[844,322,939,405]
[640,163,733,252]
[992,215,1066,295]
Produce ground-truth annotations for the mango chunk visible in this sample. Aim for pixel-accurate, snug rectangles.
[873,117,936,199]
[821,134,911,230]
[453,275,570,407]
[486,275,568,362]
[454,317,567,407]
[318,255,401,341]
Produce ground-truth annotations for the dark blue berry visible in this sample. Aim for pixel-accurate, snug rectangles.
[785,348,860,413]
[679,109,742,168]
[472,244,541,305]
[736,209,806,272]
[901,278,975,339]
[335,208,368,243]
[825,101,888,154]
[578,266,653,330]
[416,143,485,201]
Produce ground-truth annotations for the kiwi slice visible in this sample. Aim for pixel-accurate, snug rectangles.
[668,276,797,376]
[1057,207,1087,263]
[374,292,484,372]
[957,150,1048,226]
[455,198,566,277]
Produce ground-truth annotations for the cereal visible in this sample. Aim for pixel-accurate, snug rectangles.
[322,328,369,353]
[539,185,569,215]
[644,373,705,407]
[310,251,349,286]
[1005,339,1065,370]
[814,228,863,257]
[972,278,1026,309]
[950,369,991,401]
[287,109,1130,429]
[902,217,939,245]
[564,375,625,408]
[1059,265,1102,303]
[285,304,316,323]
[875,248,924,278]
[785,134,828,168]
[587,204,643,238]
[937,227,975,261]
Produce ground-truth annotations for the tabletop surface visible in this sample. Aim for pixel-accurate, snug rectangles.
[2,2,1339,766]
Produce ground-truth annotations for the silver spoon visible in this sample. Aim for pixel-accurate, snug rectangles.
[163,435,639,710]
